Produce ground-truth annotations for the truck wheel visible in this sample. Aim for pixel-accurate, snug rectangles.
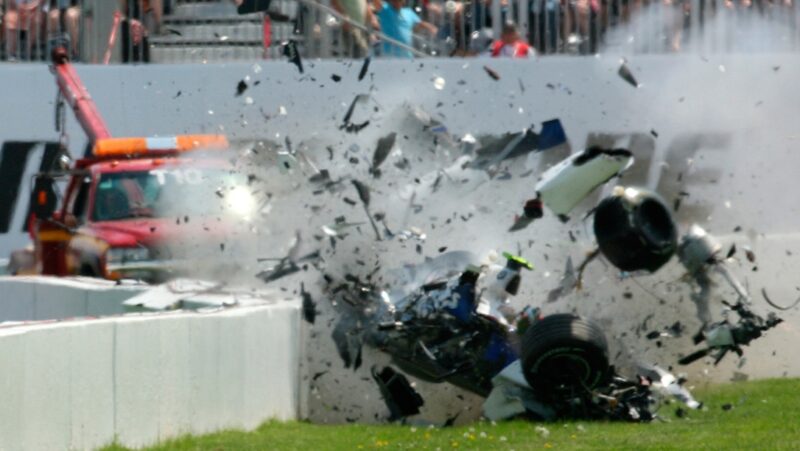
[520,314,609,399]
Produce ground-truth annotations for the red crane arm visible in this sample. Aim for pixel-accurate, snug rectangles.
[51,47,112,143]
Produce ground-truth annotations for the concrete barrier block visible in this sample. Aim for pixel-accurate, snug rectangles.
[184,313,222,435]
[0,300,301,450]
[156,315,193,440]
[0,277,35,322]
[66,320,115,451]
[0,276,145,323]
[217,309,247,430]
[242,305,299,426]
[0,329,26,451]
[272,305,301,421]
[113,315,163,448]
[19,325,72,451]
[242,308,272,429]
[33,283,88,320]
[87,286,145,317]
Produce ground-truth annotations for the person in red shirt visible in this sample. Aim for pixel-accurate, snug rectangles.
[489,21,534,58]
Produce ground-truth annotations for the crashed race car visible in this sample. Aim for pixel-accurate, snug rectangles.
[330,251,699,422]
[246,105,782,424]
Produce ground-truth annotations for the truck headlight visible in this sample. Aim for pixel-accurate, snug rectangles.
[107,247,151,264]
[226,185,256,219]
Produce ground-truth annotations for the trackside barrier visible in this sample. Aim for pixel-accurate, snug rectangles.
[0,302,301,451]
[0,276,147,322]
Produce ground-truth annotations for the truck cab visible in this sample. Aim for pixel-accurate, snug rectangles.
[17,135,256,282]
[9,46,256,282]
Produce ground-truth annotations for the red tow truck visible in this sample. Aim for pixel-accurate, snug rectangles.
[9,47,256,282]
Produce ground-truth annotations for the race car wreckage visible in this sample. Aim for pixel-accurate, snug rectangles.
[308,134,783,424]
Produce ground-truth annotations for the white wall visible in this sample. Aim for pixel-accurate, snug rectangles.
[2,54,800,259]
[0,302,301,451]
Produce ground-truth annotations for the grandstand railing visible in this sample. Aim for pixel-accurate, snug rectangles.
[1,0,799,63]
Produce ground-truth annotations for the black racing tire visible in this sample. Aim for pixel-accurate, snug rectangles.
[520,314,610,399]
[593,188,677,273]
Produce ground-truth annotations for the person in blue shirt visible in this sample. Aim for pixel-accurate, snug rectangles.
[375,0,437,58]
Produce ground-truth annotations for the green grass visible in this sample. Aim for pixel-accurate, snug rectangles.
[105,378,800,450]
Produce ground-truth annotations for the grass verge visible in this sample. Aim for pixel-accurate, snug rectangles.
[104,378,800,450]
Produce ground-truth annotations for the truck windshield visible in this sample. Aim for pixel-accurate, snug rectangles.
[92,168,250,221]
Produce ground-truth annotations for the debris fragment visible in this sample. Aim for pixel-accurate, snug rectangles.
[331,74,342,82]
[509,198,544,232]
[301,282,317,324]
[538,119,569,150]
[358,56,371,81]
[761,287,800,311]
[470,120,566,171]
[341,94,371,133]
[535,426,550,438]
[352,180,382,241]
[536,147,633,218]
[321,218,364,237]
[641,365,702,409]
[236,79,248,96]
[483,65,500,80]
[618,60,640,87]
[546,257,577,303]
[679,301,782,365]
[332,316,364,369]
[255,250,320,284]
[372,366,424,420]
[282,40,304,73]
[744,247,756,263]
[371,132,397,176]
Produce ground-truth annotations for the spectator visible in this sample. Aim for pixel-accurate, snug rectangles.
[528,0,560,53]
[120,0,148,62]
[563,0,599,53]
[489,21,533,56]
[3,0,45,60]
[375,0,437,57]
[331,0,379,57]
[662,0,688,52]
[424,0,466,50]
[47,0,80,59]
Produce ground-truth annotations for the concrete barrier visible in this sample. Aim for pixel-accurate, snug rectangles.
[0,302,301,451]
[0,276,147,322]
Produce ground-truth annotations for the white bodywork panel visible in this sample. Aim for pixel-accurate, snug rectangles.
[536,150,634,216]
